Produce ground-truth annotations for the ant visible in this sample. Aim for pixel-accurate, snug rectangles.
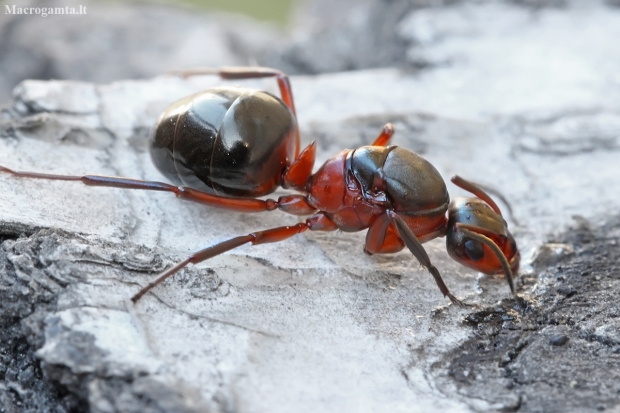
[0,67,519,305]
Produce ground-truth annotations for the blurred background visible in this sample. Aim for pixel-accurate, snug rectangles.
[163,0,297,24]
[0,0,467,106]
[1,0,618,107]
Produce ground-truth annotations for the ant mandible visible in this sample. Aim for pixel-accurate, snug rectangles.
[0,67,520,305]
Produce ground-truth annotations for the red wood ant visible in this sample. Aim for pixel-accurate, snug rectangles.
[0,67,519,305]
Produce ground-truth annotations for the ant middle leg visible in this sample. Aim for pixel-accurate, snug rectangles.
[131,213,337,302]
[371,123,395,147]
[281,121,395,190]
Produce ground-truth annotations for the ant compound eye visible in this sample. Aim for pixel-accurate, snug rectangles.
[464,239,484,261]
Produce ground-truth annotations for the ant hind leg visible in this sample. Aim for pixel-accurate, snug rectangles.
[170,67,301,157]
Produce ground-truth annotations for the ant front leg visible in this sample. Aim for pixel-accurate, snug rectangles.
[0,166,317,215]
[387,211,468,306]
[131,213,338,302]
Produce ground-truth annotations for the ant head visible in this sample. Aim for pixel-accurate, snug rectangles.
[446,177,519,293]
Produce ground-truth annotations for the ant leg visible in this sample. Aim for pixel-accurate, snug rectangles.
[171,66,301,157]
[0,165,317,215]
[172,67,296,115]
[364,213,404,254]
[371,123,395,147]
[365,212,446,254]
[282,141,316,191]
[387,211,468,306]
[131,213,337,302]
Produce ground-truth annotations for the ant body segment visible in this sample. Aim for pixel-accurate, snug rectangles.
[0,67,519,305]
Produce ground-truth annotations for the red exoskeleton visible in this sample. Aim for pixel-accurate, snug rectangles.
[0,67,520,305]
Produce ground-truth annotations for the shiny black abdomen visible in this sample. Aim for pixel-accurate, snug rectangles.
[150,87,297,197]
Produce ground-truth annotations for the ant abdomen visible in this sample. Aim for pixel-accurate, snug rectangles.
[150,87,297,197]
